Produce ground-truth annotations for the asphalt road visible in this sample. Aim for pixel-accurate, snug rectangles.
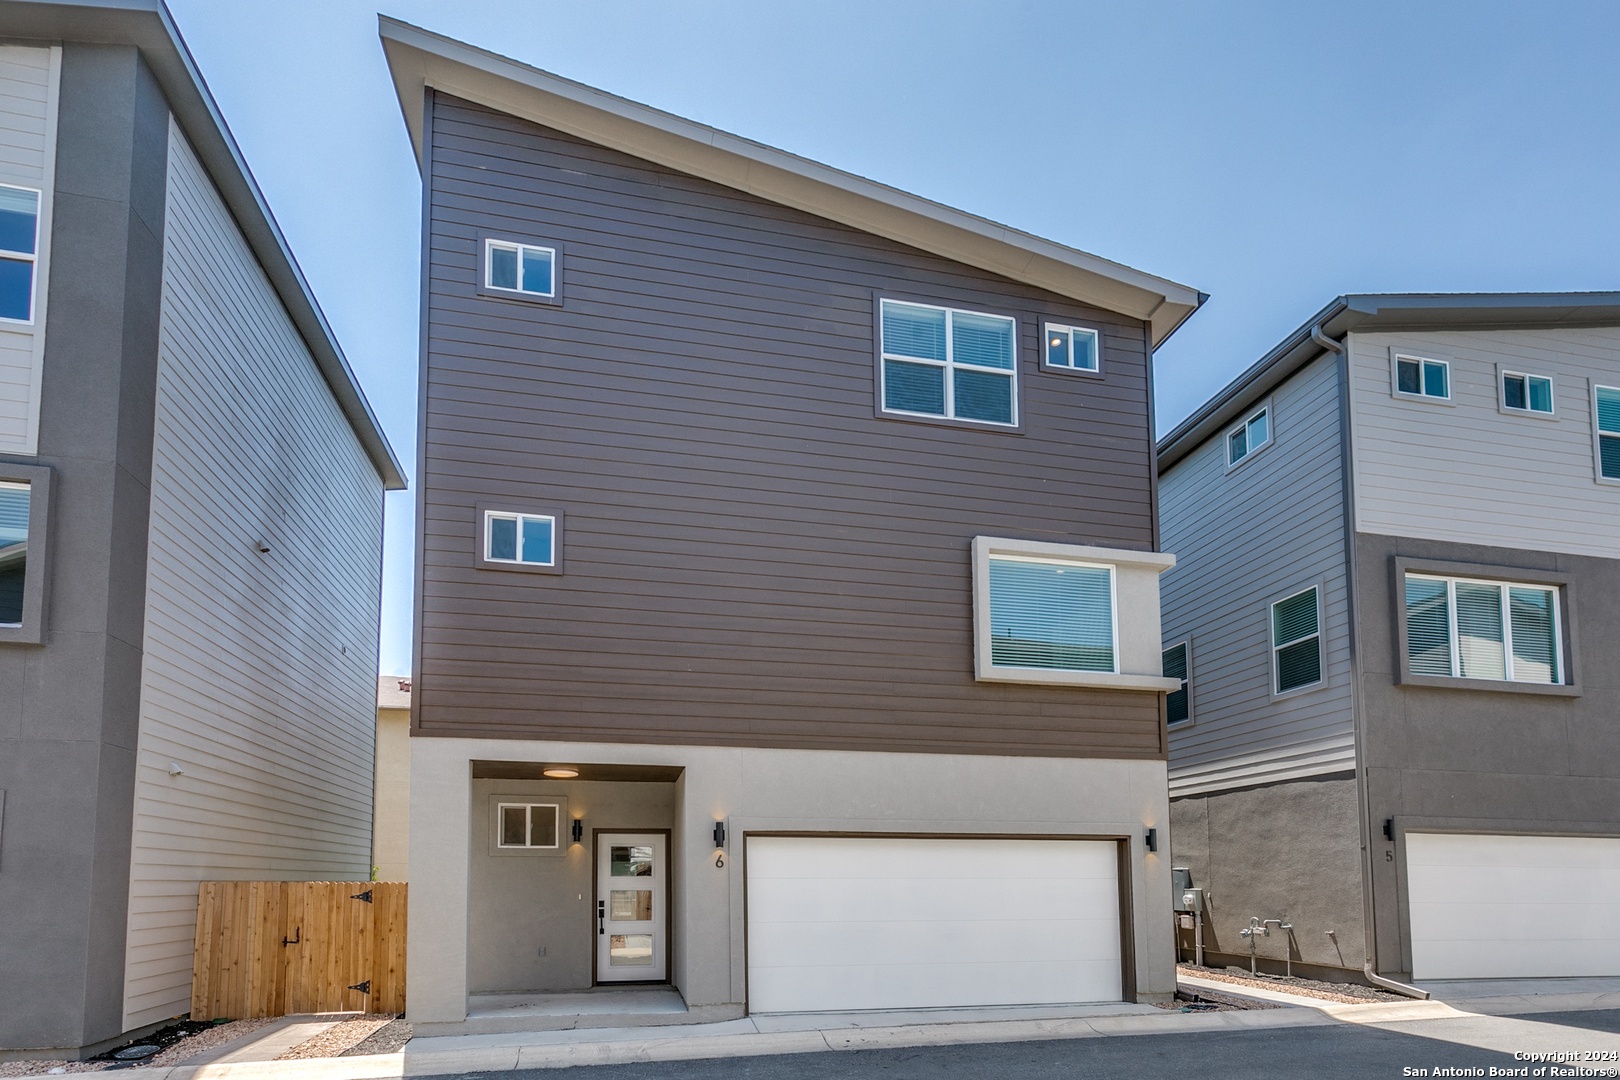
[419,1009,1620,1080]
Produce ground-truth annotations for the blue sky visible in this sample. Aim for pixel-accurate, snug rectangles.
[164,1,1620,676]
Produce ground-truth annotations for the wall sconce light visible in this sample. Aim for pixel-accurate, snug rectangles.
[1383,818,1394,841]
[571,818,584,844]
[713,820,726,849]
[1145,827,1158,853]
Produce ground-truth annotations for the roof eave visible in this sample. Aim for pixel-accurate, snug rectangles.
[378,15,1201,345]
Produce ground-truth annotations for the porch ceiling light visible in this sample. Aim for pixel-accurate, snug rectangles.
[542,765,580,778]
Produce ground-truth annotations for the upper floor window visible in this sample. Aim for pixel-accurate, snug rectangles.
[986,555,1117,674]
[0,186,40,323]
[1394,353,1449,401]
[1043,323,1099,374]
[1405,573,1561,685]
[879,299,1017,427]
[1163,641,1191,725]
[1501,370,1554,416]
[484,238,556,298]
[1595,384,1620,481]
[1227,401,1270,467]
[1271,585,1322,695]
[484,510,555,566]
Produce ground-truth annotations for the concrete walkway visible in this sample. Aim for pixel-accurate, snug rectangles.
[100,981,1620,1080]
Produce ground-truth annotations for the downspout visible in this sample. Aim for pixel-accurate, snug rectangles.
[1319,323,1429,1001]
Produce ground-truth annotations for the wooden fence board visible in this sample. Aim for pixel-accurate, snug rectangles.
[190,882,406,1020]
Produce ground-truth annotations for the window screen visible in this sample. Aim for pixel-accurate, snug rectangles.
[1396,355,1449,400]
[1228,406,1270,466]
[497,803,560,848]
[1502,371,1553,414]
[1403,574,1560,684]
[1163,641,1190,724]
[1044,324,1099,372]
[880,299,1016,426]
[987,557,1115,672]
[485,511,555,566]
[1271,587,1321,693]
[486,239,556,297]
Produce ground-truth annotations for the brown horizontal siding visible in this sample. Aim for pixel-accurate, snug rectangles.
[417,92,1163,759]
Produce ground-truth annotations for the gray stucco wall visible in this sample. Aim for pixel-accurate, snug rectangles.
[1169,774,1365,978]
[468,778,676,993]
[1354,530,1620,976]
[0,44,168,1054]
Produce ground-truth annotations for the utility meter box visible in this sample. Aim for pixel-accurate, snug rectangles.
[1181,888,1204,913]
[1172,867,1193,910]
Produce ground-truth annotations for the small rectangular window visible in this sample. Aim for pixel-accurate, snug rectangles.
[1043,323,1100,373]
[880,299,1017,427]
[484,238,556,298]
[1394,354,1450,401]
[1162,641,1190,725]
[0,186,40,323]
[986,556,1116,673]
[496,803,560,849]
[484,510,555,566]
[1404,573,1561,684]
[1501,370,1554,415]
[1227,403,1271,467]
[1271,586,1322,694]
[1595,384,1620,481]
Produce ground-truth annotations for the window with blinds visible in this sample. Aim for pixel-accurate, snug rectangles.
[880,299,1017,426]
[1404,574,1560,684]
[1596,385,1620,481]
[1163,641,1190,724]
[1271,586,1322,694]
[986,556,1116,673]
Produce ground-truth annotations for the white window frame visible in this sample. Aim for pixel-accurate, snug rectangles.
[484,238,557,298]
[1497,366,1556,419]
[483,510,556,568]
[1591,380,1620,486]
[1163,639,1192,727]
[495,801,563,850]
[1270,583,1325,699]
[1041,322,1101,375]
[1225,398,1273,470]
[878,298,1019,428]
[1403,572,1563,685]
[970,536,1179,691]
[1391,352,1453,404]
[985,552,1120,675]
[0,183,42,326]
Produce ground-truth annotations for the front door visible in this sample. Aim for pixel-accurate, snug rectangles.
[596,833,667,982]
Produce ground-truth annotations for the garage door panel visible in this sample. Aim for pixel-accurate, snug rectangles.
[1406,833,1620,980]
[747,836,1122,1013]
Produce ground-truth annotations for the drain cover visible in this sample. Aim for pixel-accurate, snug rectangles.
[113,1044,160,1059]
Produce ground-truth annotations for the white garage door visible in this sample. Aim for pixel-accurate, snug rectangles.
[1407,833,1620,980]
[746,836,1121,1013]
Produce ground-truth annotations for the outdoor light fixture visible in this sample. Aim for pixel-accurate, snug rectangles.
[713,820,726,849]
[1145,827,1158,853]
[571,818,584,844]
[543,765,580,778]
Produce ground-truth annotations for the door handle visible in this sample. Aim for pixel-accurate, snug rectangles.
[598,900,605,935]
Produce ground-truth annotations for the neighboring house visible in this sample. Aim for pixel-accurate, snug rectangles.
[1158,293,1620,987]
[374,675,412,881]
[0,0,404,1059]
[380,19,1203,1033]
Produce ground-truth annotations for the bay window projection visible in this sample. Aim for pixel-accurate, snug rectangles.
[1405,574,1561,684]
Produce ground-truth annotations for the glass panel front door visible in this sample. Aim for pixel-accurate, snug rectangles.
[597,832,666,981]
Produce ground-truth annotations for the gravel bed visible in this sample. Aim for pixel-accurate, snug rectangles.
[341,1018,412,1056]
[145,1017,280,1066]
[0,1017,281,1076]
[277,1014,400,1060]
[1178,963,1409,1004]
[1154,987,1284,1012]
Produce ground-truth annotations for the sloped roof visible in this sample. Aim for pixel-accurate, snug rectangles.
[1157,291,1620,471]
[377,16,1205,348]
[377,674,411,710]
[1,0,405,489]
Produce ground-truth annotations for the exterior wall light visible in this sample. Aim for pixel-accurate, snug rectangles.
[712,820,726,849]
[1145,827,1158,853]
[543,765,580,778]
[571,818,583,844]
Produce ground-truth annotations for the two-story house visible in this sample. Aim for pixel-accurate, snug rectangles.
[1158,292,1620,990]
[0,0,404,1060]
[381,19,1203,1032]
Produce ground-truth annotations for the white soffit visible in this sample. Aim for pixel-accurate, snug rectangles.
[378,17,1203,348]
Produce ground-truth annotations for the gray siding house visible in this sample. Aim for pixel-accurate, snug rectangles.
[0,1,404,1059]
[1159,293,1620,988]
[381,18,1203,1032]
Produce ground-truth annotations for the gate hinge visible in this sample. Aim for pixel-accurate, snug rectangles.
[350,889,373,903]
[347,980,371,994]
[282,928,300,946]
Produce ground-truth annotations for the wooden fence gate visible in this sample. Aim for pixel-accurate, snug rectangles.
[190,881,406,1019]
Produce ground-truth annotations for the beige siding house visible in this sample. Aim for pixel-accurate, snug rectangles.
[373,676,412,881]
